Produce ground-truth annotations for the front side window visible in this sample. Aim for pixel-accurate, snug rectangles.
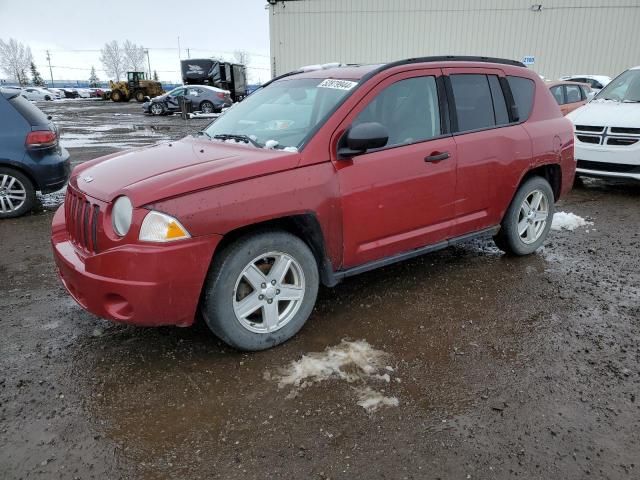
[352,76,441,147]
[204,78,355,149]
[596,69,640,103]
[169,88,185,97]
[450,74,495,132]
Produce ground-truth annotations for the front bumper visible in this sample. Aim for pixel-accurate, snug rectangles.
[575,141,640,181]
[51,205,222,327]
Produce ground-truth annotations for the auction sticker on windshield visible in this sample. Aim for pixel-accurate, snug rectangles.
[318,79,358,90]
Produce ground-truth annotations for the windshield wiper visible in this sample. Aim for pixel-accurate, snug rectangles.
[212,133,262,148]
[623,99,640,103]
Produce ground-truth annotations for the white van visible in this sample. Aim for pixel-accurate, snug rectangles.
[567,66,640,181]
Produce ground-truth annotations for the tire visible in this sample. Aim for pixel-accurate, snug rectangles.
[200,101,214,114]
[111,89,122,102]
[0,167,36,219]
[135,90,145,102]
[44,95,51,101]
[493,176,555,256]
[201,231,319,351]
[150,103,165,116]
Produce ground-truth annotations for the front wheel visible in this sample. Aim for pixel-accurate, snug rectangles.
[201,231,319,351]
[494,176,555,255]
[135,90,146,102]
[150,102,165,116]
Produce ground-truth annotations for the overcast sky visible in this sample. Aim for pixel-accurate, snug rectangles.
[0,0,271,84]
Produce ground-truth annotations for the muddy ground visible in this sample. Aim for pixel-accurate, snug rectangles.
[1,100,639,479]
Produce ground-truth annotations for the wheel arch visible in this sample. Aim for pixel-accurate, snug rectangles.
[0,160,40,190]
[214,214,338,287]
[519,163,562,201]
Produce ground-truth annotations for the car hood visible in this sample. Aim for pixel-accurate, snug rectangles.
[567,101,640,127]
[71,136,301,206]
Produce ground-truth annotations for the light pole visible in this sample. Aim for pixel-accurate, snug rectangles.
[145,49,151,78]
[46,50,54,87]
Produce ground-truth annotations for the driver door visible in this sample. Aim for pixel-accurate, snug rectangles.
[333,69,457,268]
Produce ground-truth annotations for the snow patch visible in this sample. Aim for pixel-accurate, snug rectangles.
[37,185,67,210]
[355,386,399,412]
[272,339,399,412]
[551,212,593,231]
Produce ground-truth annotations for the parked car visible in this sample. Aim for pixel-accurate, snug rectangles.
[61,88,79,99]
[21,87,56,101]
[52,56,574,351]
[547,80,591,115]
[567,65,640,181]
[76,88,92,98]
[143,85,232,115]
[558,75,611,94]
[45,88,64,99]
[0,87,70,218]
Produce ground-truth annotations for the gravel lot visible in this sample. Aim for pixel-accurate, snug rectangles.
[1,99,639,479]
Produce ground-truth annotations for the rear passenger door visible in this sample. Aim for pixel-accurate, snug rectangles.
[443,68,533,237]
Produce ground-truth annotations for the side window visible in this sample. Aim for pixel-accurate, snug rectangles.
[506,76,535,122]
[591,80,603,89]
[353,76,441,147]
[450,74,495,132]
[565,85,582,103]
[550,85,565,104]
[487,75,509,125]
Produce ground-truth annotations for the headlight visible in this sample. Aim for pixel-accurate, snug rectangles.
[112,196,133,237]
[139,211,191,242]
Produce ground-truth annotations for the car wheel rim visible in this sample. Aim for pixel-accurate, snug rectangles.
[202,103,212,113]
[0,174,27,213]
[518,189,549,245]
[151,104,162,114]
[233,251,306,334]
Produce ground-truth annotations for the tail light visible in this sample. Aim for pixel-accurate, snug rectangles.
[26,130,57,149]
[216,92,226,99]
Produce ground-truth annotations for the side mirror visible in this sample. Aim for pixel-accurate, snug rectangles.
[338,122,389,158]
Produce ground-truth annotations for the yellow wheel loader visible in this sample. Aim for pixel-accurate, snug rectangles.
[109,71,163,102]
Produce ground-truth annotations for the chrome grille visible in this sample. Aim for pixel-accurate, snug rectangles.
[575,125,640,147]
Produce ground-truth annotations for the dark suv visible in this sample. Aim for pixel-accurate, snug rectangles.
[0,88,70,218]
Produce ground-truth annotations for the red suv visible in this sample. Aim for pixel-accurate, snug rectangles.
[52,57,575,351]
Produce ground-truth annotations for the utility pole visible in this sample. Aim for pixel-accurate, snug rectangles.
[187,48,190,59]
[145,49,151,77]
[177,36,181,60]
[46,50,54,87]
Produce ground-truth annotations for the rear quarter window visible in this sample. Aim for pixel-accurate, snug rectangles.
[8,95,50,126]
[506,76,535,122]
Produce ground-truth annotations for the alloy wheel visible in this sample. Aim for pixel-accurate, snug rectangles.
[518,189,549,244]
[0,174,27,214]
[233,251,306,334]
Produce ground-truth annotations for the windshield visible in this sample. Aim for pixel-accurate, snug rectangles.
[203,78,357,149]
[595,69,640,103]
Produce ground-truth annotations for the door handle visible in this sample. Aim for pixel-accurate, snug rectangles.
[424,151,450,162]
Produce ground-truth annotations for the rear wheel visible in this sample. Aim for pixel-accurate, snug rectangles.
[201,231,319,351]
[135,90,146,102]
[0,168,36,219]
[494,176,554,256]
[200,101,214,114]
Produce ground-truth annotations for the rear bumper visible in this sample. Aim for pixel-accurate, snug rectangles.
[24,146,71,192]
[51,205,222,327]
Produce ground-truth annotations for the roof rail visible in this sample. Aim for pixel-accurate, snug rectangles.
[262,56,525,90]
